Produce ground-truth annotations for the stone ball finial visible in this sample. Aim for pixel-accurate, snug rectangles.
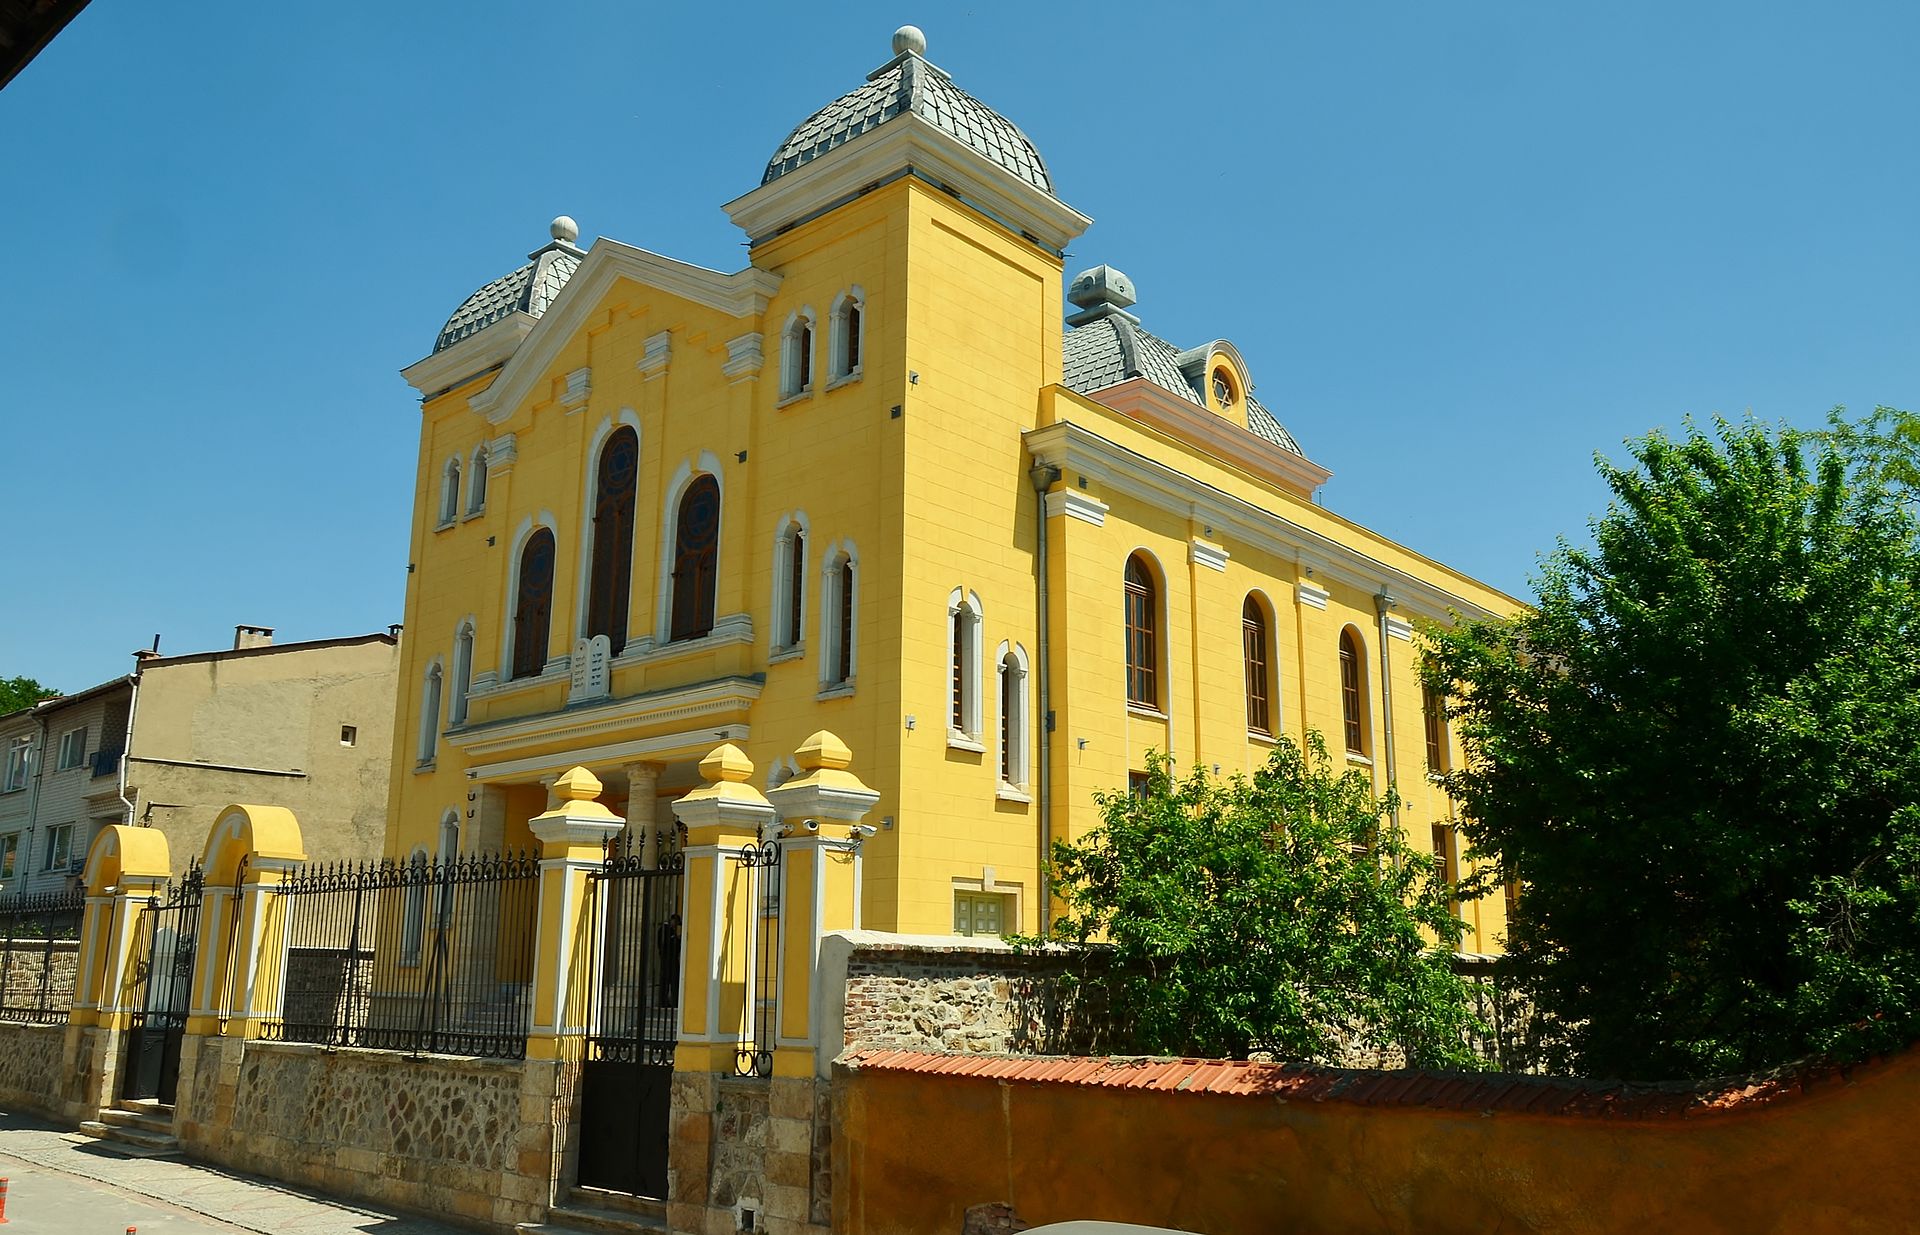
[550,215,580,245]
[552,765,603,803]
[699,743,754,785]
[794,730,853,773]
[892,25,926,57]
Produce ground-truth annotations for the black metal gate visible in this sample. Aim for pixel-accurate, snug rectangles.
[577,844,683,1197]
[121,865,204,1105]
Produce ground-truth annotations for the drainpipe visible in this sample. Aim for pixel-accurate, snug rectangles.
[1374,592,1398,828]
[1028,460,1062,934]
[118,671,141,827]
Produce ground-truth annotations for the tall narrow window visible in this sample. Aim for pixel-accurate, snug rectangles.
[948,590,982,741]
[782,311,816,398]
[1339,627,1368,755]
[467,445,489,514]
[1242,595,1272,736]
[512,529,556,679]
[1124,555,1158,708]
[830,290,864,381]
[439,457,461,525]
[998,645,1029,788]
[436,812,461,926]
[450,623,474,725]
[823,551,856,688]
[400,848,428,967]
[418,662,443,765]
[670,476,720,641]
[586,427,639,655]
[773,521,805,650]
[1431,823,1461,920]
[1423,681,1450,773]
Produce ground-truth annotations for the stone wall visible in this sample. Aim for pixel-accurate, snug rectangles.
[175,1037,566,1231]
[668,1071,830,1235]
[839,939,1122,1057]
[0,1022,68,1116]
[0,939,79,1018]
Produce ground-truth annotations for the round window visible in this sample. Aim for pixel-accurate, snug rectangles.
[1211,369,1236,408]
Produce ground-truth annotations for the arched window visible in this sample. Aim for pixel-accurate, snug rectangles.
[400,847,428,967]
[781,311,815,398]
[436,811,461,926]
[773,518,806,651]
[450,622,474,726]
[1243,595,1273,736]
[586,427,639,654]
[439,457,462,525]
[417,661,443,765]
[1124,555,1158,708]
[1339,627,1369,755]
[998,643,1030,789]
[823,547,856,688]
[830,289,864,381]
[467,445,489,515]
[669,476,720,641]
[1423,680,1450,773]
[948,589,983,741]
[512,529,556,679]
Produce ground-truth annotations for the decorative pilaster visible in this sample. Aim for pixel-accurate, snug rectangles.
[525,767,625,1060]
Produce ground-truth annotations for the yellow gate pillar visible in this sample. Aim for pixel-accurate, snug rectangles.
[671,743,776,1074]
[189,805,307,1038]
[526,766,625,1060]
[66,826,173,1115]
[765,731,878,1078]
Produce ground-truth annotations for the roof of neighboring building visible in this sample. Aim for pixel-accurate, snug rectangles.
[432,220,586,355]
[762,29,1053,196]
[1062,312,1305,457]
[139,630,399,670]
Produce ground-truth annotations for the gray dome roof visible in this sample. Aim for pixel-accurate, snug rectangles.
[762,43,1053,195]
[434,233,584,355]
[1063,314,1305,457]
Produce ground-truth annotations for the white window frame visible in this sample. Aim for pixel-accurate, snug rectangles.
[653,454,725,645]
[439,456,462,527]
[449,620,475,726]
[770,513,810,655]
[952,887,1016,939]
[400,847,429,967]
[947,589,984,749]
[43,822,73,872]
[996,641,1031,794]
[435,811,461,927]
[819,541,858,694]
[827,287,865,384]
[0,832,18,879]
[56,727,86,772]
[2,737,28,792]
[466,444,489,516]
[501,511,560,681]
[779,308,817,401]
[418,659,443,767]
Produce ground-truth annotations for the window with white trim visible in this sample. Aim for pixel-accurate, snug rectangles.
[3,737,28,792]
[43,822,73,872]
[997,643,1030,790]
[780,310,816,399]
[400,848,428,967]
[439,456,461,525]
[56,727,86,771]
[947,589,983,744]
[418,662,443,766]
[450,623,474,726]
[467,444,489,515]
[822,545,857,690]
[953,891,1012,938]
[772,517,807,651]
[436,811,461,926]
[828,288,864,382]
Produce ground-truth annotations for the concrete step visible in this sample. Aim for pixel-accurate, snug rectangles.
[517,1200,667,1235]
[96,1107,175,1136]
[569,1187,667,1224]
[119,1097,173,1118]
[75,1119,182,1158]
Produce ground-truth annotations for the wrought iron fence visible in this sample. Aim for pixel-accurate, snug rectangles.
[0,886,84,1022]
[256,850,539,1059]
[585,845,684,1066]
[733,839,781,1078]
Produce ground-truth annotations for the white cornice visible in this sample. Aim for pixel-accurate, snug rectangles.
[462,239,782,425]
[464,722,755,784]
[447,676,763,761]
[723,114,1092,255]
[1297,581,1331,611]
[1092,377,1332,498]
[1189,539,1229,572]
[1026,420,1510,624]
[1044,489,1109,527]
[400,316,534,401]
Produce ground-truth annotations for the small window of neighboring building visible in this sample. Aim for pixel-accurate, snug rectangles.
[0,832,18,879]
[1423,681,1450,774]
[3,737,28,792]
[1339,627,1369,756]
[56,727,86,771]
[339,725,357,747]
[43,822,73,872]
[1124,554,1159,709]
[953,891,1011,939]
[439,456,462,526]
[669,476,721,642]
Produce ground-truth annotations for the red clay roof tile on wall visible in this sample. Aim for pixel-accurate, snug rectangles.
[840,1049,1878,1122]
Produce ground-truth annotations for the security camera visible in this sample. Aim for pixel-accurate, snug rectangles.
[851,823,877,838]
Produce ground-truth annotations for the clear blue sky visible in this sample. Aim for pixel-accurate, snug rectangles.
[4,1,1914,692]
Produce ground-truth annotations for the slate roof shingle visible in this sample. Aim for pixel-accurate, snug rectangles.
[433,243,583,356]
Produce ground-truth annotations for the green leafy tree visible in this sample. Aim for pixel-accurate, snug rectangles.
[0,676,57,716]
[1815,405,1920,501]
[1042,738,1481,1069]
[1425,417,1920,1080]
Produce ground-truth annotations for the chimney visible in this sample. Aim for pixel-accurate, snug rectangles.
[234,625,275,650]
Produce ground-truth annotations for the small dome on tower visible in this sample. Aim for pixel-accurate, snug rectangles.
[432,215,586,355]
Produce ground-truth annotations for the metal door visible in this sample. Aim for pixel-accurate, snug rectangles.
[121,865,204,1105]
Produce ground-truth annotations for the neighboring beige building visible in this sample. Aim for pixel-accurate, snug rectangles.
[0,627,400,890]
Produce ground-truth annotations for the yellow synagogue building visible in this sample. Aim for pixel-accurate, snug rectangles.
[388,26,1521,950]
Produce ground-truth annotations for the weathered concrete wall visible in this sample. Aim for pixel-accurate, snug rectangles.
[669,1071,831,1235]
[833,1049,1920,1235]
[0,1022,68,1116]
[175,1036,564,1232]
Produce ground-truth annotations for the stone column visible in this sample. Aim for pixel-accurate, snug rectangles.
[525,767,625,1061]
[540,773,562,811]
[625,760,661,866]
[470,784,510,854]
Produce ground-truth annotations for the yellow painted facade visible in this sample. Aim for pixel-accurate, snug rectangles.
[388,30,1521,948]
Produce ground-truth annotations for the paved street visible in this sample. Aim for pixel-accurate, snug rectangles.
[0,1109,474,1235]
